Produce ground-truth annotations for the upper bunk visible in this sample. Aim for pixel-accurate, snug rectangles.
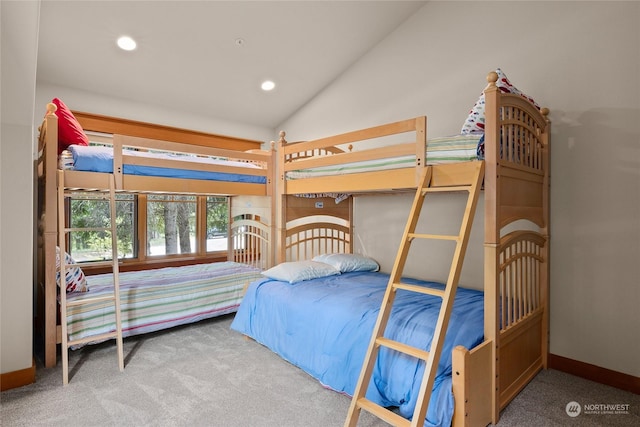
[278,115,433,195]
[276,71,550,234]
[37,102,274,197]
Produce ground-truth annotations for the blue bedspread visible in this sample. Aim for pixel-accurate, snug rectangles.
[68,145,267,184]
[230,271,484,426]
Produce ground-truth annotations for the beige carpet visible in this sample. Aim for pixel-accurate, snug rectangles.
[1,314,638,426]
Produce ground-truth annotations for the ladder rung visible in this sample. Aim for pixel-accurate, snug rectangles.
[356,398,410,427]
[67,294,116,307]
[408,232,459,241]
[65,227,113,233]
[377,337,430,361]
[392,282,445,298]
[67,330,119,348]
[60,263,77,270]
[422,185,471,194]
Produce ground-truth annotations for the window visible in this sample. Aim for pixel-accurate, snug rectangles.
[147,195,196,256]
[206,196,229,252]
[67,192,229,264]
[68,192,136,262]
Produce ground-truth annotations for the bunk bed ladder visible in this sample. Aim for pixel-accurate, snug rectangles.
[58,171,124,385]
[344,161,484,427]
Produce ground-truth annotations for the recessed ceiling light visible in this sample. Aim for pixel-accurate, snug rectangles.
[261,80,275,91]
[117,36,137,51]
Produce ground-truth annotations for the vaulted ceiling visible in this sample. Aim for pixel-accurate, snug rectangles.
[37,1,426,128]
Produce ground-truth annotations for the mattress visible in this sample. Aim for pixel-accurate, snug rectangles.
[286,133,483,180]
[60,144,267,184]
[65,261,263,346]
[230,271,484,427]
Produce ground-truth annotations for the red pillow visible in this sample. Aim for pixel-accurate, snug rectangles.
[51,98,89,154]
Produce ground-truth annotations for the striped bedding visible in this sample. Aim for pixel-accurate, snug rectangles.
[65,261,262,347]
[286,133,483,180]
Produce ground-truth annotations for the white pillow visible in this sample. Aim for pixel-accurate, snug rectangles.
[312,253,379,273]
[261,260,340,284]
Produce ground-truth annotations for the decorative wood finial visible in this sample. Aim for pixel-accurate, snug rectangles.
[541,107,550,118]
[487,71,499,86]
[46,102,57,116]
[270,141,275,151]
[278,130,287,145]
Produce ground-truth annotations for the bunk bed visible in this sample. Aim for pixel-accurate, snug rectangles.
[36,102,275,369]
[232,71,550,426]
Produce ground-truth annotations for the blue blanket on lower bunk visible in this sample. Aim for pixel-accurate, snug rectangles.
[230,271,484,426]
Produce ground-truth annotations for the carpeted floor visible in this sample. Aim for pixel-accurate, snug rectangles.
[1,314,638,426]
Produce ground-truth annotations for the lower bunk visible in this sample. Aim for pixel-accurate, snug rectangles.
[66,261,262,347]
[231,267,484,427]
[232,194,547,427]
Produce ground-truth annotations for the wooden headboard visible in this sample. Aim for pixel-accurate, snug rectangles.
[279,195,352,262]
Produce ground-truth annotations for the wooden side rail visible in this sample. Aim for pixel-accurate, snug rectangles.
[277,117,427,195]
[280,117,425,169]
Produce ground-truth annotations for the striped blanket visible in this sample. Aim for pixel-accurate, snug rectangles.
[65,261,262,347]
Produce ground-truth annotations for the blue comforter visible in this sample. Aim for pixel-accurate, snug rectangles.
[230,271,484,426]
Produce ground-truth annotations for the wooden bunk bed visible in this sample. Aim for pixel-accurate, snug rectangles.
[36,102,275,371]
[233,71,550,426]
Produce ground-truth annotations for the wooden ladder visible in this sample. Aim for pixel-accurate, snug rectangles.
[57,171,124,385]
[344,161,484,427]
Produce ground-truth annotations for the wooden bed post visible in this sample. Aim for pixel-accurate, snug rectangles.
[540,108,551,369]
[112,135,124,190]
[266,140,276,197]
[276,131,287,264]
[483,71,501,425]
[42,104,60,368]
[414,116,427,185]
[268,141,277,268]
[452,341,493,427]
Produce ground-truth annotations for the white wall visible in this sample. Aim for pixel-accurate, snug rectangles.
[35,83,274,145]
[279,1,640,377]
[1,0,40,375]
